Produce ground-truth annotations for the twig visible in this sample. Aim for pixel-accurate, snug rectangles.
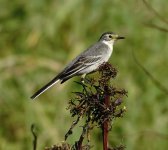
[144,23,168,33]
[31,124,38,150]
[142,0,168,25]
[65,116,81,140]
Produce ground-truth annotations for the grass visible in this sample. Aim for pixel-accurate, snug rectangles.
[0,0,168,149]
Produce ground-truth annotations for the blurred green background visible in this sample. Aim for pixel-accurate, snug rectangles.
[0,0,168,149]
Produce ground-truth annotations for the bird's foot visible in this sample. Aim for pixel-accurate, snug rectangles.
[81,77,92,85]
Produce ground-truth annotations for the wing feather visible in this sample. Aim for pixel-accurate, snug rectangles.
[58,55,102,79]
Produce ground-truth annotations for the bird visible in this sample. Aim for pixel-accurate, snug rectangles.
[30,32,124,99]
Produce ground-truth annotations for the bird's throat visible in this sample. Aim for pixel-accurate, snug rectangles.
[102,40,114,50]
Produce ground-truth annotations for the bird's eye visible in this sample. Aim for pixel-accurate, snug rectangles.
[109,35,112,38]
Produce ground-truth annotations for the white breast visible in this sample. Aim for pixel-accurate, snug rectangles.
[102,40,114,62]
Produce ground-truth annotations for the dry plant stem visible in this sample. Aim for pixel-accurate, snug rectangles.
[102,86,110,150]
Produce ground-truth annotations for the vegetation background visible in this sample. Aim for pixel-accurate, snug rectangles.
[0,0,168,149]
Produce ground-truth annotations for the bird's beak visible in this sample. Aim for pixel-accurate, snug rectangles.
[116,36,125,40]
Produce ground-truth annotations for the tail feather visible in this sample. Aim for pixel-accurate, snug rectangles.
[30,78,60,100]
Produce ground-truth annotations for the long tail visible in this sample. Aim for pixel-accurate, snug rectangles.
[30,77,60,100]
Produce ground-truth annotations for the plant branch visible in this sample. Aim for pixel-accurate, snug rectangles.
[144,23,168,33]
[142,0,168,25]
[102,86,110,150]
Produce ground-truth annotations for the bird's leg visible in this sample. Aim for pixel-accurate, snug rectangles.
[81,74,92,85]
[81,74,86,84]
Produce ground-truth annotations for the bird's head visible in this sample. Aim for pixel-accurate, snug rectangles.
[99,32,125,45]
